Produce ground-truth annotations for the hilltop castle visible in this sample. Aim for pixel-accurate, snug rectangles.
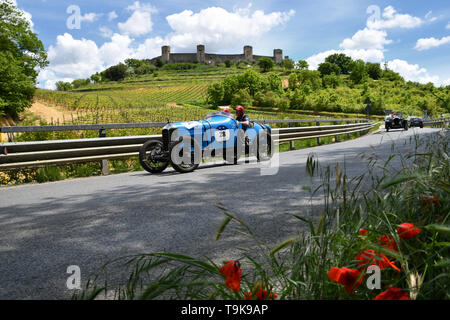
[148,45,284,65]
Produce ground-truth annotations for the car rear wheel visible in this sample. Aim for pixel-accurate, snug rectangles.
[169,137,201,173]
[257,132,272,162]
[139,140,169,174]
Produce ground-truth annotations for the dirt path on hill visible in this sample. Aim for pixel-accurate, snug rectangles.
[28,101,77,124]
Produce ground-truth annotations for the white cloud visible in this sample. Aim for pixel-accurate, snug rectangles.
[108,11,118,21]
[98,33,133,66]
[367,5,423,29]
[118,2,157,36]
[415,36,450,51]
[425,10,438,22]
[446,22,450,29]
[387,59,439,84]
[165,7,295,51]
[340,28,392,50]
[37,33,133,88]
[80,12,101,23]
[99,26,113,38]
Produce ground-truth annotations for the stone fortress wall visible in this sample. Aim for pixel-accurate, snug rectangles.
[148,45,284,65]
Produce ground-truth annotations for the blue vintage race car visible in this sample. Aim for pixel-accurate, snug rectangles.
[139,112,273,173]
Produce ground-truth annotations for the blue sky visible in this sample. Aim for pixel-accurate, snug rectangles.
[13,0,450,88]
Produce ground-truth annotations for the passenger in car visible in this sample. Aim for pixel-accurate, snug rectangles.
[235,105,251,130]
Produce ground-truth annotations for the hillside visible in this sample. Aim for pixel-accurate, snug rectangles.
[28,60,449,131]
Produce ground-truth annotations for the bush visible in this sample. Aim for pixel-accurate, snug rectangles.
[257,57,275,73]
[207,82,225,107]
[325,53,353,74]
[349,60,368,84]
[322,74,341,88]
[231,89,253,108]
[104,63,127,81]
[318,62,341,77]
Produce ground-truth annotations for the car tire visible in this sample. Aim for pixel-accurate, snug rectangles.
[169,136,201,174]
[256,132,272,162]
[139,140,169,174]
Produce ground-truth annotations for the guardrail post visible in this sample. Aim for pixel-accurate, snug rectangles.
[316,121,321,145]
[334,121,339,143]
[346,121,350,139]
[99,128,110,175]
[289,122,295,150]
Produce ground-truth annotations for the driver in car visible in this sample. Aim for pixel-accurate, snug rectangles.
[235,105,250,130]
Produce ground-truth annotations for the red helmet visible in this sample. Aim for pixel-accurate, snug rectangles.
[223,107,230,113]
[235,105,244,112]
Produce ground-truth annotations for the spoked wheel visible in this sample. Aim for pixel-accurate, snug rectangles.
[256,132,272,162]
[169,137,202,173]
[139,140,169,174]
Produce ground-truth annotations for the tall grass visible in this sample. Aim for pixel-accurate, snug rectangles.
[75,129,447,300]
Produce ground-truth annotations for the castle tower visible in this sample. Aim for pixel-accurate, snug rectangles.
[273,49,283,64]
[244,45,253,61]
[162,46,171,63]
[197,44,206,63]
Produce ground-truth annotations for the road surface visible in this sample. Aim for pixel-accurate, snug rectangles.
[0,127,443,299]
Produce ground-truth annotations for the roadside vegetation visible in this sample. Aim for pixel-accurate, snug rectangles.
[74,129,449,300]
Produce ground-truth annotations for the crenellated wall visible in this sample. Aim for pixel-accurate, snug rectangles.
[148,45,283,65]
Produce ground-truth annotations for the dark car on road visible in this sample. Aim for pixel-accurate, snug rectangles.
[408,116,424,128]
[385,113,408,132]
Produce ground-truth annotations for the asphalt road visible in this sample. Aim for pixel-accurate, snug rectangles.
[0,127,444,299]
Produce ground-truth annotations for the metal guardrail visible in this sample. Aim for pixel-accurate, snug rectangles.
[422,117,450,127]
[0,119,376,171]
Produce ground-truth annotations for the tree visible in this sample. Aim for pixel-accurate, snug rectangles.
[267,73,282,94]
[0,0,48,117]
[322,74,341,88]
[257,57,275,72]
[296,60,309,70]
[154,58,164,68]
[318,62,341,77]
[55,81,72,91]
[71,78,90,89]
[325,53,353,74]
[296,70,322,90]
[382,68,404,82]
[366,62,382,80]
[125,58,144,69]
[104,63,128,81]
[231,89,253,107]
[207,82,224,107]
[90,73,101,83]
[282,58,295,70]
[349,60,368,84]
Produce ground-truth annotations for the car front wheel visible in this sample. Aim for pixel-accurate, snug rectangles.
[169,137,201,173]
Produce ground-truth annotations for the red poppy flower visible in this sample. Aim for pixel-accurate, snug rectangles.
[360,229,368,236]
[374,286,410,300]
[378,235,398,252]
[355,249,401,272]
[328,267,363,294]
[243,285,278,300]
[397,223,421,240]
[420,195,440,210]
[220,260,241,292]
